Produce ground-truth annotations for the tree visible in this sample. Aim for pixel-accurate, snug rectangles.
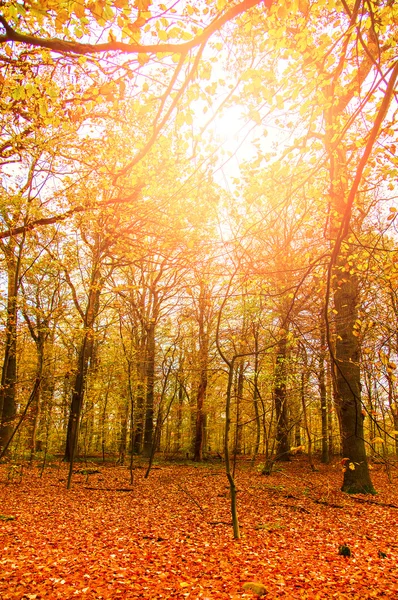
[222,0,397,492]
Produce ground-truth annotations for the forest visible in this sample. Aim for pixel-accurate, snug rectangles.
[0,0,397,597]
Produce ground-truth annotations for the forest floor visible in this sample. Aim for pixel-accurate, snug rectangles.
[0,456,397,599]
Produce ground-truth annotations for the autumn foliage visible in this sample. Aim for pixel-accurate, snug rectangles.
[1,458,398,599]
[0,0,398,596]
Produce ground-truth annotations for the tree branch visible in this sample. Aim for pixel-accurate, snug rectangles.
[0,1,264,56]
[0,187,143,240]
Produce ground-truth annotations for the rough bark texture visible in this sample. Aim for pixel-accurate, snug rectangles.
[251,325,261,465]
[64,261,102,463]
[325,109,373,490]
[143,320,156,457]
[274,333,290,462]
[193,282,210,462]
[0,246,19,452]
[333,271,375,493]
[234,360,244,456]
[132,332,146,455]
[319,325,329,464]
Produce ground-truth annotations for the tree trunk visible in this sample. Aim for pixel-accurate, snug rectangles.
[118,395,129,465]
[224,358,240,539]
[274,332,290,461]
[319,323,329,464]
[234,360,244,456]
[175,375,184,453]
[143,320,155,457]
[0,247,19,452]
[324,90,375,492]
[333,269,374,493]
[193,283,210,462]
[251,325,261,465]
[301,371,316,471]
[193,374,206,461]
[64,266,102,465]
[64,330,94,463]
[29,348,44,462]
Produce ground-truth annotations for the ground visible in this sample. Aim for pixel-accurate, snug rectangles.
[0,456,397,599]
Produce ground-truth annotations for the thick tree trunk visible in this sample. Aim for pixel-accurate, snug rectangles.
[0,249,19,452]
[234,360,244,456]
[29,348,44,461]
[325,92,375,491]
[64,330,94,462]
[224,358,240,539]
[319,324,329,464]
[118,396,129,465]
[193,284,210,461]
[143,320,155,457]
[274,332,290,461]
[64,266,102,464]
[251,325,261,465]
[193,375,206,461]
[175,376,184,453]
[301,370,316,471]
[133,375,145,454]
[333,269,374,493]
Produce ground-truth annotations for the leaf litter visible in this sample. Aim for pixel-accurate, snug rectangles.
[0,458,397,599]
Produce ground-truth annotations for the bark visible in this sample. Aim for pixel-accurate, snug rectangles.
[333,269,374,493]
[118,397,129,466]
[29,349,43,461]
[274,332,290,461]
[23,292,56,462]
[326,144,375,491]
[132,347,146,454]
[0,244,20,452]
[224,358,240,539]
[251,324,261,465]
[193,282,210,462]
[319,323,329,464]
[327,360,334,457]
[0,1,264,57]
[324,42,398,494]
[301,371,316,472]
[193,375,207,461]
[64,264,102,465]
[143,320,155,457]
[64,328,95,463]
[234,360,244,457]
[393,413,398,460]
[175,375,184,453]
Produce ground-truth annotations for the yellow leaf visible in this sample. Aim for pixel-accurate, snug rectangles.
[217,0,228,10]
[158,29,168,41]
[137,53,150,65]
[371,437,385,444]
[250,109,262,125]
[348,462,355,470]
